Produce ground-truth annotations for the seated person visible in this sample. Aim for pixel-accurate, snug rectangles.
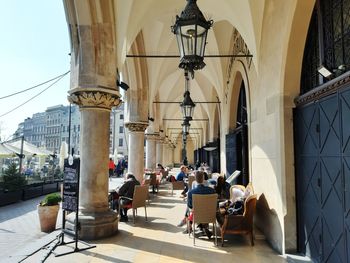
[216,185,250,224]
[115,173,140,222]
[176,165,188,197]
[215,176,230,200]
[176,165,186,181]
[178,171,216,238]
[156,163,165,174]
[199,167,209,180]
[156,163,167,181]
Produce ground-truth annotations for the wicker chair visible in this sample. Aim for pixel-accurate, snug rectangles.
[232,184,246,192]
[191,193,218,246]
[229,185,246,202]
[119,185,149,224]
[170,181,185,195]
[220,194,257,246]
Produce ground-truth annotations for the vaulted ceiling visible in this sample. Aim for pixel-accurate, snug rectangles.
[114,0,265,143]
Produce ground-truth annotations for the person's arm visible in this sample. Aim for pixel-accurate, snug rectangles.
[116,182,128,196]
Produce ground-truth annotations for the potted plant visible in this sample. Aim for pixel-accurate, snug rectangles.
[0,163,26,206]
[37,193,61,232]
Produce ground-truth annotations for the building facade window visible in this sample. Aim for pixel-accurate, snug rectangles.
[119,126,124,133]
[120,114,124,120]
[119,138,123,147]
[301,0,350,95]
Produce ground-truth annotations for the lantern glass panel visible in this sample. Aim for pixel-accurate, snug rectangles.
[178,24,207,58]
[176,27,185,59]
[197,30,207,57]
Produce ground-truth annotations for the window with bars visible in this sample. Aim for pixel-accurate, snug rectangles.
[300,0,350,95]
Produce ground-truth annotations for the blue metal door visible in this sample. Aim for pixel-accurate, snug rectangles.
[295,88,350,262]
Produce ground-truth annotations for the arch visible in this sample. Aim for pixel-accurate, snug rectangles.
[280,0,315,253]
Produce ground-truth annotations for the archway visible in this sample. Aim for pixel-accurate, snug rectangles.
[226,77,249,185]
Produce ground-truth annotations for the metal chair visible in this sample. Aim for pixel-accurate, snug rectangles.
[119,185,149,224]
[191,193,218,246]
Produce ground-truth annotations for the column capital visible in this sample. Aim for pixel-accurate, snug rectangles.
[125,122,148,132]
[68,89,122,111]
[145,133,160,141]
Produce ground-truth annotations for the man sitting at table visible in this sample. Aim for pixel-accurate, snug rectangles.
[179,171,216,238]
[176,165,188,197]
[115,173,140,222]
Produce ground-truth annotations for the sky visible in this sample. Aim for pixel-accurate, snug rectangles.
[0,1,70,141]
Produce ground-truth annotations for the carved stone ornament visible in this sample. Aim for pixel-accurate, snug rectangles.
[68,91,121,110]
[295,72,350,106]
[125,122,148,132]
[145,133,159,141]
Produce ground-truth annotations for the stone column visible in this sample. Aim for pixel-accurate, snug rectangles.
[171,146,175,166]
[68,91,121,240]
[156,139,164,165]
[125,122,148,182]
[145,133,158,170]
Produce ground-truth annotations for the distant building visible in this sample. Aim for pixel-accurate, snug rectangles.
[13,122,24,138]
[15,104,126,156]
[110,104,127,157]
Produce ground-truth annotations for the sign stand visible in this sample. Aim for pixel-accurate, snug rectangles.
[41,158,95,261]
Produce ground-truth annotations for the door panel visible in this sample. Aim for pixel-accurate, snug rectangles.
[295,88,349,262]
[319,95,340,155]
[225,132,237,176]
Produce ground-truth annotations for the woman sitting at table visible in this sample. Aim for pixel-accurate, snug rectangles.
[215,176,230,200]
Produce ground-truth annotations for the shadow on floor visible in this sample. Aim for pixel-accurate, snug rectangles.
[90,229,273,263]
[0,196,41,223]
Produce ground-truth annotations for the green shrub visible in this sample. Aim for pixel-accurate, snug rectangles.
[3,163,27,192]
[40,193,62,206]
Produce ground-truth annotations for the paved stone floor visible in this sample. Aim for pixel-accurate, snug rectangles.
[0,177,311,263]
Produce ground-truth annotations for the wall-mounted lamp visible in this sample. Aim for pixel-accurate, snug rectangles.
[317,65,333,78]
[116,79,130,91]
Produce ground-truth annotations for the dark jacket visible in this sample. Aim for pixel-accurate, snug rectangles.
[116,177,140,198]
[187,184,216,209]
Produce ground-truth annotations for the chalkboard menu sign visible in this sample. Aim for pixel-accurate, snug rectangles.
[62,159,80,212]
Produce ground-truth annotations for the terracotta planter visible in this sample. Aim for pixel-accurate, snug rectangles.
[37,204,59,232]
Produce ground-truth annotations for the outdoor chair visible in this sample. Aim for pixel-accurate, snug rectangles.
[245,182,254,195]
[170,181,185,196]
[142,179,151,202]
[232,184,246,192]
[119,184,149,224]
[210,173,221,181]
[190,193,218,246]
[219,194,257,246]
[149,173,159,193]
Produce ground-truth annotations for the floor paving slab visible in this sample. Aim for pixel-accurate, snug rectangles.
[0,178,311,263]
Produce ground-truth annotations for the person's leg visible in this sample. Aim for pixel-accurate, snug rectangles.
[177,207,189,227]
[183,183,188,194]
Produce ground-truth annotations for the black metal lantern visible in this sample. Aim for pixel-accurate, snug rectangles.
[182,118,191,134]
[182,132,188,143]
[180,91,195,120]
[172,0,213,74]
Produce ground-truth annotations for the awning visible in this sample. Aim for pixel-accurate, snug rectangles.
[0,143,15,157]
[3,140,53,157]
